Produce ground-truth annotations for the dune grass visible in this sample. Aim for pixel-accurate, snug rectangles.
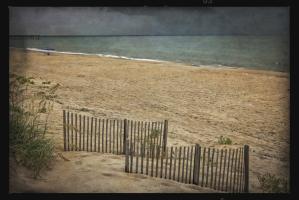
[9,73,59,178]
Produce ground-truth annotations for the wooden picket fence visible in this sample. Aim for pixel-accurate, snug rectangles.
[62,110,168,154]
[125,142,249,193]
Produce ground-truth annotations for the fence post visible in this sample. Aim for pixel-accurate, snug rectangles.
[193,144,200,185]
[63,110,66,151]
[163,120,168,153]
[123,119,128,154]
[244,145,249,193]
[125,139,130,172]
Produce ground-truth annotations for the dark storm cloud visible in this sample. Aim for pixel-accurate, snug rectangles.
[9,7,289,35]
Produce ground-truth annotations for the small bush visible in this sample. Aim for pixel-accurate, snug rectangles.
[218,136,232,145]
[257,173,288,193]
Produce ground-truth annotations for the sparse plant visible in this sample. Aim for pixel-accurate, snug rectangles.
[257,173,288,193]
[218,136,232,145]
[9,73,59,178]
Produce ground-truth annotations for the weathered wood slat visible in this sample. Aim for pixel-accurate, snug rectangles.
[116,120,119,154]
[173,147,177,181]
[79,115,82,151]
[210,148,215,188]
[74,114,78,151]
[105,119,108,153]
[112,120,115,154]
[125,140,129,172]
[109,119,112,153]
[156,146,160,177]
[163,120,168,153]
[239,148,244,192]
[164,147,169,179]
[218,149,223,190]
[244,145,249,193]
[189,146,194,184]
[90,117,93,152]
[185,146,190,184]
[102,119,105,153]
[181,146,186,182]
[98,118,101,152]
[130,142,133,173]
[236,148,242,192]
[86,115,89,152]
[141,142,144,174]
[228,149,235,191]
[151,145,155,177]
[213,149,219,189]
[94,117,97,152]
[205,148,211,187]
[233,148,239,192]
[221,149,227,191]
[146,143,150,175]
[63,110,66,151]
[169,147,173,180]
[136,121,140,172]
[225,149,232,191]
[177,146,182,182]
[71,113,74,151]
[201,147,206,187]
[82,115,85,151]
[160,145,164,178]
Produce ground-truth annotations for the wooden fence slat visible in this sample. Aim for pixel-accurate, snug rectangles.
[156,146,160,177]
[210,148,215,188]
[201,147,206,187]
[105,119,108,153]
[136,121,140,171]
[225,149,232,191]
[116,120,119,154]
[67,111,70,151]
[151,145,155,177]
[125,139,129,172]
[169,147,173,180]
[213,149,219,189]
[109,119,112,153]
[237,148,242,192]
[79,115,82,151]
[75,114,78,151]
[181,146,186,182]
[82,116,85,151]
[177,146,182,182]
[229,149,235,191]
[160,145,164,178]
[189,146,194,184]
[205,148,211,187]
[112,120,115,154]
[244,145,249,193]
[141,142,144,174]
[140,121,143,156]
[85,115,88,152]
[240,148,244,192]
[136,136,139,173]
[221,149,227,191]
[146,142,150,175]
[218,149,223,190]
[185,146,189,184]
[164,147,169,179]
[98,118,101,152]
[71,113,74,151]
[173,147,177,181]
[90,117,93,152]
[102,119,104,153]
[233,148,239,192]
[63,110,66,151]
[123,119,127,154]
[130,141,134,173]
[163,120,168,153]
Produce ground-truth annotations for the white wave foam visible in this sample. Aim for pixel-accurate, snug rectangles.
[25,47,166,63]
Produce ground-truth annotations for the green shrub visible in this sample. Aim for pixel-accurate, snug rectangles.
[218,136,232,145]
[257,173,289,193]
[9,73,58,178]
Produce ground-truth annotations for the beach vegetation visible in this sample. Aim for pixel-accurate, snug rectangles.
[9,74,58,178]
[218,136,232,145]
[257,173,288,193]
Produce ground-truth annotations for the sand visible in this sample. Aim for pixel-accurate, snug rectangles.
[9,48,289,193]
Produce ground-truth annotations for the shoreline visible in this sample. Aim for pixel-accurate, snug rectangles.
[9,47,289,76]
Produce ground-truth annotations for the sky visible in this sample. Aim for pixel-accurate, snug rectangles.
[9,7,289,36]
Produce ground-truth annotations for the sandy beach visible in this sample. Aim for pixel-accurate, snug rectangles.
[9,48,289,193]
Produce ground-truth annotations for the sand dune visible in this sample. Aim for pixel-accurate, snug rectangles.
[9,48,289,193]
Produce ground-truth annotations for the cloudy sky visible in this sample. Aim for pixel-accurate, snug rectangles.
[9,7,289,35]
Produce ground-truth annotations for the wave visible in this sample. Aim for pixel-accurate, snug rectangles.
[23,47,167,63]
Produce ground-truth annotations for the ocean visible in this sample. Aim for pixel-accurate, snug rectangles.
[9,35,289,72]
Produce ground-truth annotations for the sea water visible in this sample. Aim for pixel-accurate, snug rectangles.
[9,35,289,72]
